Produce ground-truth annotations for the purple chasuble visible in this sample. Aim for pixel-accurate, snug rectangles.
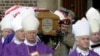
[69,49,99,56]
[17,42,54,56]
[3,42,18,56]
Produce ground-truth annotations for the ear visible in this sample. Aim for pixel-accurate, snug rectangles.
[75,39,80,46]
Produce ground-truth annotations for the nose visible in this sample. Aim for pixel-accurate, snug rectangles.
[85,38,89,43]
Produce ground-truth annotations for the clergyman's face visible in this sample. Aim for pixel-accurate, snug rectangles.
[25,30,37,43]
[2,28,13,38]
[15,29,25,41]
[90,32,100,43]
[76,35,90,50]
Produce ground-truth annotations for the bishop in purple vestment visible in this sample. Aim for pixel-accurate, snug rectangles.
[0,14,14,56]
[69,18,99,56]
[19,10,54,56]
[3,12,26,56]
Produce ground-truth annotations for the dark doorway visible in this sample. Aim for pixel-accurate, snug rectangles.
[93,0,100,10]
[62,0,87,19]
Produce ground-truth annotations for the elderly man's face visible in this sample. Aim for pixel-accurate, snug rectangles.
[76,35,90,50]
[25,30,38,43]
[2,28,13,38]
[90,32,100,43]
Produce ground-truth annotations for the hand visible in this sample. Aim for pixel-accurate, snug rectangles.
[56,30,64,42]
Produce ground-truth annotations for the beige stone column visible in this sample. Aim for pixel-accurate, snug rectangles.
[37,0,59,12]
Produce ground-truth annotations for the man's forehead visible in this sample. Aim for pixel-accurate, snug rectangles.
[61,24,69,26]
[78,35,90,39]
[91,32,100,34]
[26,30,37,32]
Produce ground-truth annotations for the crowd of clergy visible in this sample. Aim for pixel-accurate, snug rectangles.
[0,5,100,56]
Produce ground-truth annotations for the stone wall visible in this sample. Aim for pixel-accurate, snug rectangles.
[0,0,37,12]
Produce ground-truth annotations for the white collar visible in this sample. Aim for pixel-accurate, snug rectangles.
[76,47,89,56]
[24,39,37,46]
[14,36,23,45]
[24,36,40,46]
[2,37,5,43]
[90,41,95,45]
